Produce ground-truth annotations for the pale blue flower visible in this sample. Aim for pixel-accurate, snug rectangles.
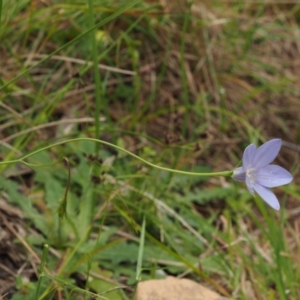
[233,139,293,210]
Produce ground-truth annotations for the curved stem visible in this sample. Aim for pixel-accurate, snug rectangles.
[0,159,21,165]
[0,138,233,177]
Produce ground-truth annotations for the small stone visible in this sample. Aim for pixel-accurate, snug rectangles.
[134,276,228,300]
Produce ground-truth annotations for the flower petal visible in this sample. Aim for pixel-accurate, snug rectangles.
[242,144,256,170]
[255,165,293,188]
[253,183,280,210]
[232,167,246,182]
[252,139,282,169]
[245,176,255,195]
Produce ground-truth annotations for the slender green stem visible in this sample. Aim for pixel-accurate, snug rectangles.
[1,159,20,165]
[180,4,191,137]
[86,1,102,247]
[87,0,102,154]
[0,138,233,177]
[35,244,49,300]
[0,0,2,25]
[136,216,146,281]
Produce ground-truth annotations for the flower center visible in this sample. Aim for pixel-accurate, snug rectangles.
[246,168,256,183]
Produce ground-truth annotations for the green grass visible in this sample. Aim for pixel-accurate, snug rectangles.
[0,1,300,299]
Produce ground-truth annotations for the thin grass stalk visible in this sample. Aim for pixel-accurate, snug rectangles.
[86,0,103,247]
[179,4,191,137]
[87,0,102,154]
[136,216,146,280]
[0,0,2,25]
